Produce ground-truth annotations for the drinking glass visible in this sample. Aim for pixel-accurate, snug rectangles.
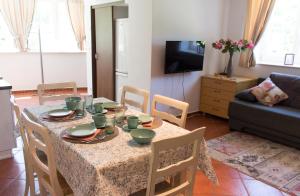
[76,100,86,116]
[84,95,93,110]
[106,115,116,134]
[115,107,125,124]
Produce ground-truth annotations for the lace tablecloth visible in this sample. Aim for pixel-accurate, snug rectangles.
[25,98,218,196]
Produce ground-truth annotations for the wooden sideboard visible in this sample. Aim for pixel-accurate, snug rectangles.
[200,75,257,119]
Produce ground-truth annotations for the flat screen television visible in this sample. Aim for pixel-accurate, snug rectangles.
[164,41,205,74]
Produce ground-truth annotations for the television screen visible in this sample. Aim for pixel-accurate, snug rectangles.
[164,41,205,74]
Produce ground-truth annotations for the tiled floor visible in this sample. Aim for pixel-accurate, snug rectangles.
[0,91,291,196]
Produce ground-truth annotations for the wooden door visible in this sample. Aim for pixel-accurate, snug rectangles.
[93,6,115,100]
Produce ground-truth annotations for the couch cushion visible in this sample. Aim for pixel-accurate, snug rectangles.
[251,77,288,106]
[270,72,300,109]
[229,99,300,138]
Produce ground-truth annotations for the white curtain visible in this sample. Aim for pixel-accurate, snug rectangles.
[0,0,36,52]
[67,0,85,51]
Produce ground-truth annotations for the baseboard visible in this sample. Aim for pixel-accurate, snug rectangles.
[187,111,202,117]
[0,150,13,160]
[12,87,88,94]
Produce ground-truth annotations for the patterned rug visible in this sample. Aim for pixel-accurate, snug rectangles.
[207,131,300,196]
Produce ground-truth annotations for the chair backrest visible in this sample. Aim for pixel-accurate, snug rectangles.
[11,97,36,196]
[151,95,189,128]
[10,96,29,160]
[37,82,78,105]
[120,85,150,113]
[10,97,28,154]
[21,112,64,196]
[146,127,205,196]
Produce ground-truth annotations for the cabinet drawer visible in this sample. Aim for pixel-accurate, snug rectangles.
[200,104,228,119]
[200,95,230,109]
[201,87,234,100]
[202,78,236,92]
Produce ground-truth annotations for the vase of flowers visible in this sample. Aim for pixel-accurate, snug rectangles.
[212,39,254,77]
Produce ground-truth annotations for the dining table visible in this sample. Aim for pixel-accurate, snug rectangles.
[24,97,218,196]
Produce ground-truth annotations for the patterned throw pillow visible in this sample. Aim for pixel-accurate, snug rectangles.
[251,77,288,106]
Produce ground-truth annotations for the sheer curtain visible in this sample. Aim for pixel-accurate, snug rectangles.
[254,0,300,66]
[67,0,85,51]
[239,0,276,68]
[0,0,36,52]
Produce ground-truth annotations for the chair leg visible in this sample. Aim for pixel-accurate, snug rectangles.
[28,167,36,196]
[38,179,47,196]
[24,155,31,196]
[24,178,29,196]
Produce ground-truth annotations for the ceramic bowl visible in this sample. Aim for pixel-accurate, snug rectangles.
[130,128,155,144]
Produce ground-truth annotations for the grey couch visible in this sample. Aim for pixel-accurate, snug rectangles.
[229,73,300,149]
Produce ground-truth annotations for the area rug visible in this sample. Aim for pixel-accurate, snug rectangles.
[207,131,300,195]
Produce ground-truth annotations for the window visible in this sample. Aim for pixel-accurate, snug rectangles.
[0,0,78,52]
[254,0,300,66]
[28,0,78,52]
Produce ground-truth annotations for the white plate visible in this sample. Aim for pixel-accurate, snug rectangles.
[66,123,97,137]
[48,109,73,118]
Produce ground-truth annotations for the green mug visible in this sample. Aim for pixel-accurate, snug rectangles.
[92,113,106,128]
[127,116,139,129]
[94,103,103,113]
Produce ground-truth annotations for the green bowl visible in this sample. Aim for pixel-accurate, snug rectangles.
[65,96,81,110]
[130,128,155,144]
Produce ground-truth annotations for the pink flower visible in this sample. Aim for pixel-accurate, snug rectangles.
[238,40,244,46]
[215,42,222,49]
[247,42,254,49]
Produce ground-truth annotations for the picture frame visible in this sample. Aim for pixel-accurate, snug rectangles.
[284,54,295,65]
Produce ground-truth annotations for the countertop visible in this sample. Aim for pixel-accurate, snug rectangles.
[0,79,12,90]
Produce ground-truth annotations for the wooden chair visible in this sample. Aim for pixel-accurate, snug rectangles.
[146,127,206,196]
[10,98,36,196]
[37,82,78,105]
[151,95,189,128]
[21,112,73,196]
[120,85,150,113]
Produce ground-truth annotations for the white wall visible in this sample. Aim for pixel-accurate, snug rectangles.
[227,0,300,78]
[0,53,87,91]
[85,0,152,96]
[151,0,228,113]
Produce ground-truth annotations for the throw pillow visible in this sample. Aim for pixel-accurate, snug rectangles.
[251,77,288,106]
[235,89,257,102]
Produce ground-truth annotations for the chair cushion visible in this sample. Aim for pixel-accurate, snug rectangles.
[229,99,300,138]
[270,72,300,109]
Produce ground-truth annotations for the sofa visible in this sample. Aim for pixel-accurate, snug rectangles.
[229,72,300,149]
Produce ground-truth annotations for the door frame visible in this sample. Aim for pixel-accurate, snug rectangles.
[91,6,116,100]
[91,2,128,100]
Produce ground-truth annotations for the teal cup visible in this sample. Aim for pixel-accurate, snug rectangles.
[127,116,139,129]
[65,97,81,111]
[92,113,106,128]
[94,103,103,113]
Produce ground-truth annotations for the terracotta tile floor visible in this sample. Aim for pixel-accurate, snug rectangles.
[0,91,291,196]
